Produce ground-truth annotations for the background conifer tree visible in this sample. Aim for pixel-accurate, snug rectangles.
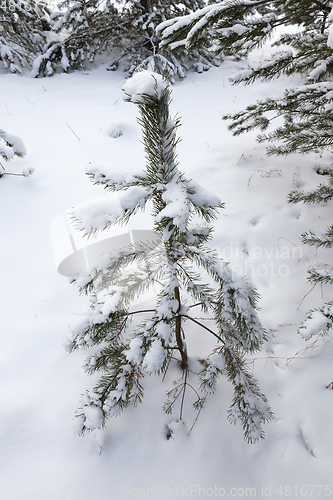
[68,70,272,442]
[0,0,51,73]
[158,0,333,153]
[32,0,219,78]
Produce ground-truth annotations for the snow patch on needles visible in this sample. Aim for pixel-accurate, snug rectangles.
[73,195,124,233]
[0,128,26,160]
[98,286,124,315]
[156,178,190,232]
[119,186,148,212]
[82,404,104,431]
[299,310,330,340]
[142,339,166,373]
[122,70,168,103]
[188,179,222,208]
[86,161,137,188]
[125,338,144,364]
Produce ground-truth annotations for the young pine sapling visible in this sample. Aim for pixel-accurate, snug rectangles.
[69,71,273,442]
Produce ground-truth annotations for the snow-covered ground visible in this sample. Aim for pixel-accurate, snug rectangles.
[1,59,333,499]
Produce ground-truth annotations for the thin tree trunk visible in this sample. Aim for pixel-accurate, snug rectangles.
[140,0,152,14]
[174,286,188,371]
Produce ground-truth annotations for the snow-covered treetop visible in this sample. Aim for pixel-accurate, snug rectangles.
[122,70,169,104]
[73,71,222,237]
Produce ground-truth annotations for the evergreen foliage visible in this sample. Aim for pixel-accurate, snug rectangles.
[0,128,33,177]
[32,0,219,78]
[0,128,26,161]
[158,1,333,342]
[289,171,333,340]
[158,0,333,153]
[68,71,273,442]
[0,0,51,73]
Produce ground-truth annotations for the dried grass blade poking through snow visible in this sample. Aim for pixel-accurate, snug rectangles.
[68,70,273,442]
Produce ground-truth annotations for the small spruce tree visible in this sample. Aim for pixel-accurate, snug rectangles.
[68,71,273,442]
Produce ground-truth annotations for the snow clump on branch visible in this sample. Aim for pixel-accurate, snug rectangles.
[122,71,168,103]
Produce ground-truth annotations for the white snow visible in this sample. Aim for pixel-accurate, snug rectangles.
[122,70,168,102]
[0,128,27,159]
[0,142,14,160]
[98,286,124,315]
[188,179,222,207]
[142,339,166,373]
[22,167,34,177]
[328,7,333,49]
[155,322,171,343]
[82,405,104,430]
[118,185,148,212]
[86,160,137,186]
[125,337,143,364]
[209,352,225,372]
[1,55,333,499]
[299,310,329,340]
[156,178,190,232]
[73,193,124,232]
[308,61,327,81]
[0,40,13,60]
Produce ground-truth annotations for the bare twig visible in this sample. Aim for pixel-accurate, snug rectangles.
[66,123,81,141]
[0,171,26,178]
[179,369,188,421]
[187,398,206,436]
[125,309,155,316]
[297,283,317,310]
[277,236,309,265]
[181,314,225,344]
